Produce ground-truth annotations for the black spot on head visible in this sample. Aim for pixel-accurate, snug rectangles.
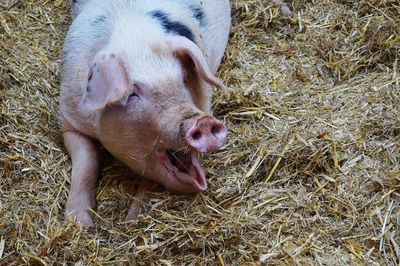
[86,85,91,93]
[189,5,206,27]
[149,10,196,43]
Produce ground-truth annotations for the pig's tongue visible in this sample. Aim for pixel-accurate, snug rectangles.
[167,150,207,191]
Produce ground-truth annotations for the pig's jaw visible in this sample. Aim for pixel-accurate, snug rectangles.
[158,149,207,192]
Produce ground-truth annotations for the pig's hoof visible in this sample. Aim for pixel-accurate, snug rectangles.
[125,209,139,225]
[65,205,94,226]
[280,6,293,17]
[125,202,142,225]
[269,0,293,17]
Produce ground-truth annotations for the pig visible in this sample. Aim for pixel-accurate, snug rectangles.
[60,0,231,225]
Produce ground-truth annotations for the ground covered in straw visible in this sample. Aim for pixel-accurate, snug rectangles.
[1,0,399,265]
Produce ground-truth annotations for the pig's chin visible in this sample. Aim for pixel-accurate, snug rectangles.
[158,149,207,192]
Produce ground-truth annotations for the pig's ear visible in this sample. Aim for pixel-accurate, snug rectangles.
[169,36,226,90]
[82,53,131,111]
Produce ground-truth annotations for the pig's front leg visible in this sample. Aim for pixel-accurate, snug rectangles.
[64,131,101,226]
[126,179,156,224]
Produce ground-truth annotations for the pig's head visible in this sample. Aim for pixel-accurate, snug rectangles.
[79,36,227,193]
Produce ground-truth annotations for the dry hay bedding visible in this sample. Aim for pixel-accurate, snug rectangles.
[0,0,399,265]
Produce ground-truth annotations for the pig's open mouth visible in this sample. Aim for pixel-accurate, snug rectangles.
[162,149,207,191]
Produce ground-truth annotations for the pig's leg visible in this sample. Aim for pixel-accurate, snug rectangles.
[64,131,100,226]
[126,180,156,223]
[269,0,293,16]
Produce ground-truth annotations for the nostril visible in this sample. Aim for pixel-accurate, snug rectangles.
[192,131,202,141]
[211,126,221,136]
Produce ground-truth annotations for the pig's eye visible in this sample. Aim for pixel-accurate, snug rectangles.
[127,92,140,107]
[128,92,139,100]
[128,84,142,102]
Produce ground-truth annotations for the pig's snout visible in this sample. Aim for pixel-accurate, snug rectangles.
[185,115,227,153]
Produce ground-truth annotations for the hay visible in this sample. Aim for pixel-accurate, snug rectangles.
[0,0,399,264]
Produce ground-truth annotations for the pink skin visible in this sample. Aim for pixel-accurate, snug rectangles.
[185,115,227,153]
[63,130,100,226]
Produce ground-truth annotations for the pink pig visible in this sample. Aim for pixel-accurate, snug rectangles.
[60,0,231,225]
